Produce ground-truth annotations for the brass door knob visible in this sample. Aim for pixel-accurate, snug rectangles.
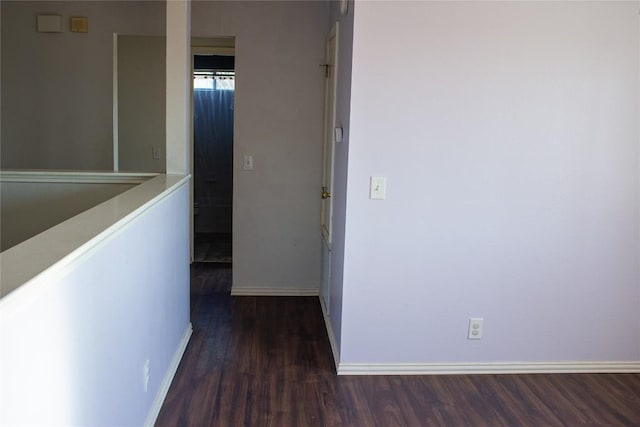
[322,186,331,199]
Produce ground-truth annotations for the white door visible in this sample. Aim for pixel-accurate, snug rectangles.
[320,23,338,315]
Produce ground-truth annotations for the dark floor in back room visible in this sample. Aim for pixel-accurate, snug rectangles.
[193,233,232,264]
[155,262,640,426]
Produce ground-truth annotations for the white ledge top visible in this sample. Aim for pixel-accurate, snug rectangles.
[0,174,190,305]
[0,170,159,184]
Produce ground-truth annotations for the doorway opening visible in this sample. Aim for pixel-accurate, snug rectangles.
[192,54,235,264]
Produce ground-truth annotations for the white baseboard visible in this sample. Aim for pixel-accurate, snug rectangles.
[144,323,193,427]
[231,287,319,296]
[337,361,640,376]
[319,296,340,372]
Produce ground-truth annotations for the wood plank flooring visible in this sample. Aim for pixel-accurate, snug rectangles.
[156,264,640,426]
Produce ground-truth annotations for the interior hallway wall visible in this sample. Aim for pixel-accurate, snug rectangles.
[191,1,329,293]
[117,35,166,173]
[0,181,134,251]
[341,1,640,365]
[1,1,165,170]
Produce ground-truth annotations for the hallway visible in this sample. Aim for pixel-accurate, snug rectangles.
[156,264,640,426]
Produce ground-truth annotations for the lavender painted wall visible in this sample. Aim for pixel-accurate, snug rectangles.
[341,1,640,364]
[326,0,355,359]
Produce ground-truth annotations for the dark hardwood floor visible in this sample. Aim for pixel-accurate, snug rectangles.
[193,233,232,264]
[156,264,640,426]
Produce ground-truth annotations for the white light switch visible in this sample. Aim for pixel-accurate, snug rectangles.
[243,155,254,170]
[369,176,386,200]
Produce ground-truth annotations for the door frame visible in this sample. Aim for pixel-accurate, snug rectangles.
[189,40,235,261]
[320,23,339,315]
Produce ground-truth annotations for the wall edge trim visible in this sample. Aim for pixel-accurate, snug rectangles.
[144,322,193,427]
[319,296,340,373]
[337,361,640,375]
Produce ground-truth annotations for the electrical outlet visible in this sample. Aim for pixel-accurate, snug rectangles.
[467,318,483,340]
[143,359,150,392]
[151,146,160,160]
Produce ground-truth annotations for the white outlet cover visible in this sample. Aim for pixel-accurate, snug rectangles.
[467,318,483,340]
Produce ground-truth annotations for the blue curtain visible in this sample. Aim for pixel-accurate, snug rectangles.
[193,88,234,227]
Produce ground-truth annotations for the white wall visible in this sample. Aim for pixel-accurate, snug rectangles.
[0,180,134,251]
[191,1,329,293]
[341,2,639,365]
[118,35,166,172]
[0,179,190,426]
[1,1,165,170]
[324,0,355,359]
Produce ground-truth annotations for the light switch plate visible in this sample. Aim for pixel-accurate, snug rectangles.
[370,176,386,200]
[243,155,254,170]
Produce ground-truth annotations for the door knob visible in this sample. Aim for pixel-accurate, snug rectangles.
[322,186,331,199]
